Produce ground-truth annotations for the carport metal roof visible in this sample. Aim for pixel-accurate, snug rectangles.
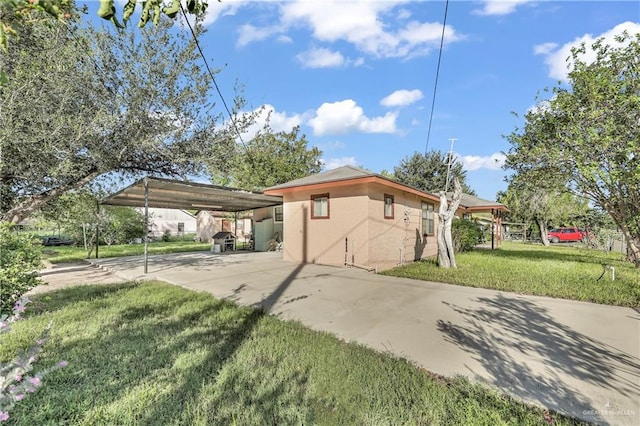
[102,177,282,212]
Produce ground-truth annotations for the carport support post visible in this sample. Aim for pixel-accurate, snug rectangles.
[491,209,495,250]
[144,177,149,274]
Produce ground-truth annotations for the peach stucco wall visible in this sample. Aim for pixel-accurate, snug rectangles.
[281,184,370,266]
[365,183,438,271]
[280,183,438,271]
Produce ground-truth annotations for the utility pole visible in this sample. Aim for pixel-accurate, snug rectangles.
[444,137,457,192]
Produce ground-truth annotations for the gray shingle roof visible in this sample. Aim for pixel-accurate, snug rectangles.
[266,165,508,212]
[265,165,376,190]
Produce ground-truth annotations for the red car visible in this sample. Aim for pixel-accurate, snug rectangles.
[547,227,587,243]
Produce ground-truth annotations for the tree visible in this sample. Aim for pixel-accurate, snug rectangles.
[393,150,476,195]
[437,178,463,268]
[0,0,207,51]
[40,190,145,250]
[1,18,242,224]
[504,31,640,265]
[210,124,323,191]
[499,173,589,246]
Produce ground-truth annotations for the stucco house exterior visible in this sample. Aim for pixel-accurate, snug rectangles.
[136,208,197,237]
[264,165,508,272]
[196,211,253,244]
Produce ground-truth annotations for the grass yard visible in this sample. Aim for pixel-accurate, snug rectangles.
[42,241,212,263]
[0,283,584,425]
[383,242,640,307]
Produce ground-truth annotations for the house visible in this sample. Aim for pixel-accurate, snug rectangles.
[264,165,508,272]
[196,211,253,244]
[252,205,284,251]
[197,207,283,250]
[137,208,197,237]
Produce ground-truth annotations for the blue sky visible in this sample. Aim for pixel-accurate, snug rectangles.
[109,1,639,200]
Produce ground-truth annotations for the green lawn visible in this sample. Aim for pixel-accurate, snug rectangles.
[382,242,640,307]
[1,283,584,425]
[42,241,213,263]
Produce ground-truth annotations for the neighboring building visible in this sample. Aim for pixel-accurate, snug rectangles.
[252,205,284,251]
[137,208,197,237]
[196,211,253,244]
[265,165,508,272]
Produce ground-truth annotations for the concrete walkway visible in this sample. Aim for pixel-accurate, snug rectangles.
[83,251,639,425]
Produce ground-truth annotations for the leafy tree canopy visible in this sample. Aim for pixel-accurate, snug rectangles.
[1,17,243,224]
[209,122,323,191]
[498,173,589,245]
[393,150,476,196]
[504,31,640,264]
[0,0,207,50]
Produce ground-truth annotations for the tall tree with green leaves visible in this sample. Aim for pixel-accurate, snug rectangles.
[499,174,589,245]
[504,31,640,264]
[210,124,322,191]
[393,150,476,196]
[1,18,243,224]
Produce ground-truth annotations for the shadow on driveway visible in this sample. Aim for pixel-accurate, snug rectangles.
[438,294,640,425]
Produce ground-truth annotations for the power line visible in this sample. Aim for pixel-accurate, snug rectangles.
[179,5,255,167]
[424,0,450,155]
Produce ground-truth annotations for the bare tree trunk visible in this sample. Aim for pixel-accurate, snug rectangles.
[536,218,550,246]
[2,172,99,224]
[618,223,640,267]
[437,179,463,268]
[437,218,450,268]
[627,239,640,267]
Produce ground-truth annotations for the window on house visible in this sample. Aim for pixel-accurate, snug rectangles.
[177,222,185,233]
[384,194,394,219]
[274,206,284,222]
[422,202,434,236]
[311,193,329,219]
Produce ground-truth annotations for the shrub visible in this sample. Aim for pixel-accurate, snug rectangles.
[161,229,172,242]
[0,223,44,316]
[452,218,482,253]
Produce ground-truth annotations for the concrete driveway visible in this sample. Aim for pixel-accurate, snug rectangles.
[90,251,639,425]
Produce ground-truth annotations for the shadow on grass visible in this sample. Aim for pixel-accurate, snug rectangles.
[437,294,640,425]
[486,246,626,266]
[13,264,308,424]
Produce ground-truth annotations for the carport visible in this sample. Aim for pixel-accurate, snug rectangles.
[101,177,282,273]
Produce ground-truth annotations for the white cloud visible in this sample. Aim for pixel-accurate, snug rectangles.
[460,153,506,171]
[308,99,397,136]
[532,42,557,56]
[200,0,251,26]
[277,35,293,44]
[396,8,411,21]
[322,157,358,170]
[296,48,345,68]
[474,0,535,16]
[535,21,640,81]
[254,1,464,59]
[526,97,555,115]
[236,104,303,140]
[380,89,424,107]
[237,24,280,47]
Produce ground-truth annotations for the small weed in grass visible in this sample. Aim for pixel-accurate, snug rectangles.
[383,242,640,307]
[0,283,585,425]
